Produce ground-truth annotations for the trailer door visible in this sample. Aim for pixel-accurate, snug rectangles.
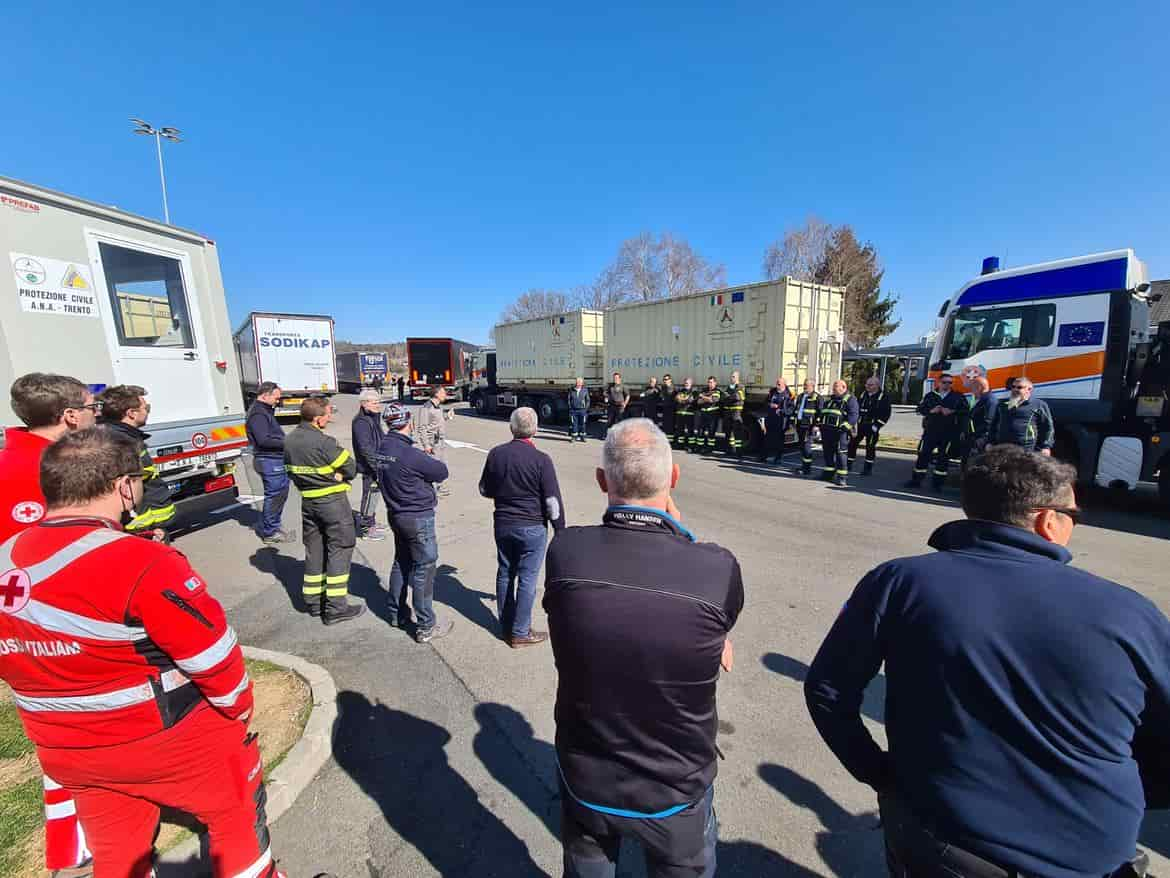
[87,232,217,422]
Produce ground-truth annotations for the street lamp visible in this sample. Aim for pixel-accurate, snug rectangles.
[131,118,182,224]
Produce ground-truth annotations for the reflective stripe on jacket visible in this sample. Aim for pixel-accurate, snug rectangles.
[102,421,175,533]
[283,423,357,499]
[819,394,859,432]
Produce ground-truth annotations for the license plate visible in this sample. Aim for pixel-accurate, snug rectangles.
[157,453,217,473]
[283,398,304,407]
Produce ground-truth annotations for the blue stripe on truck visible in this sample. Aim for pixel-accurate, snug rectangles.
[957,257,1128,307]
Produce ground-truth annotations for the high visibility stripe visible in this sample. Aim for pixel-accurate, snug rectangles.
[126,504,176,530]
[208,672,250,709]
[913,468,927,474]
[16,600,148,642]
[160,669,190,691]
[43,776,64,791]
[325,573,349,585]
[14,682,155,713]
[325,587,349,597]
[45,800,77,819]
[302,483,350,499]
[836,469,849,475]
[303,586,324,596]
[0,528,130,586]
[175,627,238,674]
[231,847,273,878]
[303,574,325,583]
[286,448,352,476]
[328,448,351,470]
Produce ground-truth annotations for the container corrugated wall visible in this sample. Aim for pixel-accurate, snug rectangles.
[494,310,604,386]
[603,279,845,399]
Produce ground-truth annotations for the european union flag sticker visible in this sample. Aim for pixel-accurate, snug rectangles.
[1058,322,1104,347]
[731,291,744,303]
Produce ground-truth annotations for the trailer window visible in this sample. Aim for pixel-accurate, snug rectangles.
[944,304,1056,359]
[99,243,194,348]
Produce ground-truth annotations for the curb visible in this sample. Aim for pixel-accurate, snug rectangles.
[164,646,337,865]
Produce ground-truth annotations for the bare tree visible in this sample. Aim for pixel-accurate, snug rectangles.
[584,232,725,305]
[497,288,570,325]
[660,233,726,298]
[762,216,833,281]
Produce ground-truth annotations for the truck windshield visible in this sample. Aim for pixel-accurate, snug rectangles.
[944,303,1056,359]
[410,341,451,383]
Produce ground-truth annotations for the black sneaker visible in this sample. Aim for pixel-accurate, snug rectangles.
[417,616,454,643]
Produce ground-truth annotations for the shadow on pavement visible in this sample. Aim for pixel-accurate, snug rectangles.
[434,563,501,638]
[333,690,547,877]
[762,652,886,724]
[758,762,884,876]
[473,703,560,839]
[249,546,383,621]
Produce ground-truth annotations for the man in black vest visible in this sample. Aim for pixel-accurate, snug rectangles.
[907,374,969,491]
[819,379,859,487]
[848,376,892,476]
[545,418,742,877]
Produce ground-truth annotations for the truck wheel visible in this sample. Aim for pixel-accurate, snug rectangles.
[537,398,556,424]
[471,392,486,416]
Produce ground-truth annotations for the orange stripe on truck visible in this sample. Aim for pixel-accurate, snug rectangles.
[210,424,247,440]
[931,351,1106,392]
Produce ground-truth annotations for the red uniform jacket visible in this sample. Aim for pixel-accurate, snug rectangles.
[0,428,51,543]
[0,517,252,749]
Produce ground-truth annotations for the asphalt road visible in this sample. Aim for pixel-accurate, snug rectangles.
[164,395,1170,877]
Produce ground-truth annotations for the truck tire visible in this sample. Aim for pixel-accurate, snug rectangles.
[537,397,557,424]
[470,391,487,416]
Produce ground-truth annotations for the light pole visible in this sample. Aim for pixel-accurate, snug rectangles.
[131,119,182,223]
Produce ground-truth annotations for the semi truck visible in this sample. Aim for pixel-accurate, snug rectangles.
[336,350,388,394]
[470,312,605,422]
[234,312,337,417]
[473,279,846,449]
[927,250,1169,510]
[1,174,247,529]
[406,337,477,400]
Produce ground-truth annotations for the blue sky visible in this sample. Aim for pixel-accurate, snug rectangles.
[4,1,1167,346]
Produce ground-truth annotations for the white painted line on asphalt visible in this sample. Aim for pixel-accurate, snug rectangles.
[444,440,489,454]
[209,494,264,514]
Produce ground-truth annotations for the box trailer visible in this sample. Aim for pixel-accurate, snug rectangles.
[1,175,246,529]
[470,311,605,422]
[234,312,336,417]
[336,350,389,394]
[406,337,477,400]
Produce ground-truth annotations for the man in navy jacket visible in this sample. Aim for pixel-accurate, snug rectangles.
[478,407,565,647]
[806,445,1170,878]
[351,389,386,540]
[245,381,294,543]
[377,402,452,643]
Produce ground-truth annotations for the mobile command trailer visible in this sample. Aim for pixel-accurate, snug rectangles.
[0,175,246,526]
[234,312,336,417]
[336,350,389,394]
[927,250,1169,510]
[406,337,477,400]
[471,311,605,422]
[603,279,845,447]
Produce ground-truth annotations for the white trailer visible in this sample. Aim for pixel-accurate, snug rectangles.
[471,310,604,422]
[234,312,337,417]
[0,175,247,528]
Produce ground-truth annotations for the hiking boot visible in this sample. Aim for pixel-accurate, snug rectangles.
[509,629,549,649]
[322,597,366,626]
[417,616,454,643]
[305,597,323,618]
[261,529,297,544]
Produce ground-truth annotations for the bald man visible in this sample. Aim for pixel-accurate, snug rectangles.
[960,376,993,468]
[848,376,892,476]
[819,380,859,487]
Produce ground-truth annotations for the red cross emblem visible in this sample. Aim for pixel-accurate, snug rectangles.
[0,568,31,614]
[11,501,44,524]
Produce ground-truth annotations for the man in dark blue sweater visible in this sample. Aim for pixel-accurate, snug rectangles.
[351,388,386,540]
[805,445,1170,878]
[377,402,452,643]
[479,406,565,647]
[245,381,294,543]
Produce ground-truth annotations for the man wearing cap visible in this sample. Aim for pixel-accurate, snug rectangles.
[351,389,387,541]
[378,402,454,643]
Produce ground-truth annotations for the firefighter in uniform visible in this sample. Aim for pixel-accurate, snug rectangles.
[793,379,822,475]
[673,378,696,450]
[723,370,747,457]
[660,374,676,437]
[761,377,794,464]
[847,376,892,476]
[0,428,286,878]
[98,385,176,538]
[283,397,365,625]
[907,373,969,491]
[819,379,859,486]
[696,376,723,453]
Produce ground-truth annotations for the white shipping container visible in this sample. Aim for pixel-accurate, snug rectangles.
[495,310,604,387]
[603,279,845,399]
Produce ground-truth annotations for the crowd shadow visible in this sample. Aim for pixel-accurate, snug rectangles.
[473,703,560,839]
[762,652,887,725]
[434,563,501,638]
[759,762,884,877]
[332,690,546,876]
[249,546,386,622]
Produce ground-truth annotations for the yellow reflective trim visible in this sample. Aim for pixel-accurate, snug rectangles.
[127,505,176,529]
[325,587,349,597]
[303,574,325,583]
[302,483,351,499]
[303,586,324,596]
[328,448,351,470]
[325,573,349,584]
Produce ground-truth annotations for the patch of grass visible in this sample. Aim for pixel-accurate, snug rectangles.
[0,701,34,760]
[877,435,920,453]
[0,778,42,876]
[245,658,285,678]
